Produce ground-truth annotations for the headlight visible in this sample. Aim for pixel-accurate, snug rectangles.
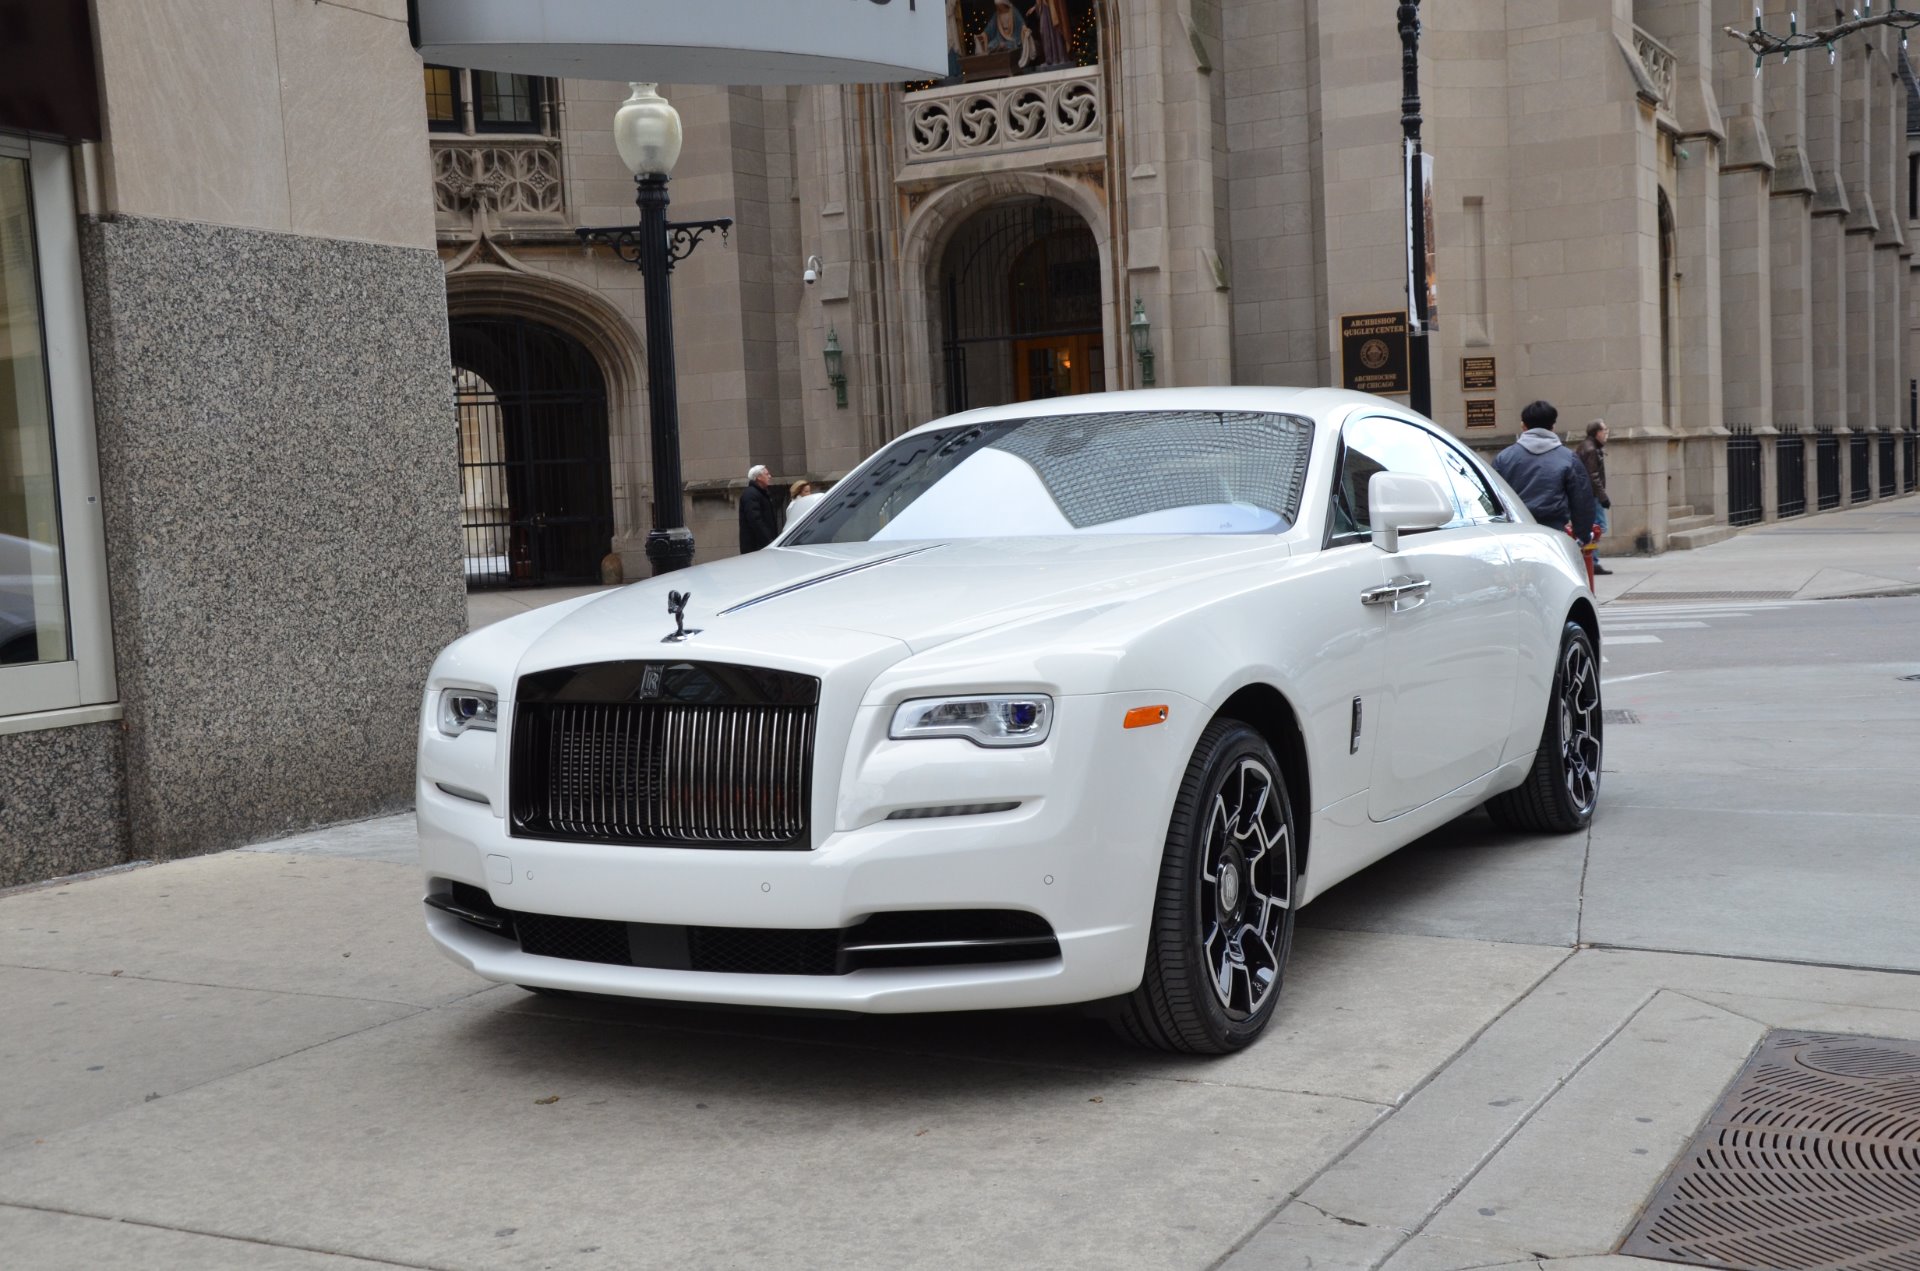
[438,689,499,736]
[889,695,1053,748]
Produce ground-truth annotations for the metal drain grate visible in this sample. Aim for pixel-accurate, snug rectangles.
[1611,590,1799,603]
[1621,1030,1920,1270]
[1603,709,1641,726]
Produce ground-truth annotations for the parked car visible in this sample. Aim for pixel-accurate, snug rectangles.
[417,388,1600,1053]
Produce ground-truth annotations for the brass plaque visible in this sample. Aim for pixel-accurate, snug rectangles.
[1461,356,1496,392]
[1464,399,1498,429]
[1339,311,1410,396]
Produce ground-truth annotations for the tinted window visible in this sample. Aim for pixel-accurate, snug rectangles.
[1431,437,1508,523]
[789,410,1315,545]
[1331,416,1456,538]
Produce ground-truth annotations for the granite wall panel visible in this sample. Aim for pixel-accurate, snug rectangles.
[0,723,129,888]
[80,215,464,861]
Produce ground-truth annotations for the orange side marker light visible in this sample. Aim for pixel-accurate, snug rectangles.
[1124,705,1170,730]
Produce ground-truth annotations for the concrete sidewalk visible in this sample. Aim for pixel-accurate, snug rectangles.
[1594,493,1920,603]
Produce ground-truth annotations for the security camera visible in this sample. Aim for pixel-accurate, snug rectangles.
[804,254,822,286]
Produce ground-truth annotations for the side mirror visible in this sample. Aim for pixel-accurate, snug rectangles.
[1367,472,1455,553]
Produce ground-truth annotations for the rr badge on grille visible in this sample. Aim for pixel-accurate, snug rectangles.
[663,590,702,643]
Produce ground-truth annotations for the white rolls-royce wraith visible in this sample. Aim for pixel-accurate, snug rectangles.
[417,388,1600,1053]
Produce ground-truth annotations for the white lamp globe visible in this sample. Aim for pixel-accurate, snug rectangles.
[613,82,683,179]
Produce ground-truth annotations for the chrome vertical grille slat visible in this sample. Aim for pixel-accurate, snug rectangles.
[510,662,818,850]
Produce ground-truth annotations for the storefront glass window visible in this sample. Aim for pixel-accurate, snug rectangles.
[0,154,68,669]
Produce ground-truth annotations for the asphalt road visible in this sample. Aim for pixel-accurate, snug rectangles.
[1304,593,1920,971]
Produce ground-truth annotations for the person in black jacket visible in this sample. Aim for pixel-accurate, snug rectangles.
[1493,401,1599,546]
[738,464,781,553]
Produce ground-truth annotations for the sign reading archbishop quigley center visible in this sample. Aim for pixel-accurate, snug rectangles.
[411,0,948,83]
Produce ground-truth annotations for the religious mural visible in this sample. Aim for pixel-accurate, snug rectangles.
[929,0,1098,85]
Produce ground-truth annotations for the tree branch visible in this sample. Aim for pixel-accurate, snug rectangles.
[1724,9,1920,59]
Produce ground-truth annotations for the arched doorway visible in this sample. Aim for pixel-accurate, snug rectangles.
[449,316,612,588]
[939,198,1103,413]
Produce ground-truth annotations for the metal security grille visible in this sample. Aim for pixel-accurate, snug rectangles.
[1727,426,1763,527]
[940,198,1102,413]
[1776,429,1806,518]
[1621,1030,1920,1269]
[510,662,819,850]
[1816,428,1843,511]
[1851,433,1872,503]
[450,317,612,589]
[1880,433,1897,498]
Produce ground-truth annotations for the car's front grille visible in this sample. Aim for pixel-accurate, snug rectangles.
[510,661,818,849]
[431,884,1060,977]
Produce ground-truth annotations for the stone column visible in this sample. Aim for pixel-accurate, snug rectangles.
[1767,53,1815,517]
[1874,47,1907,497]
[1842,40,1878,493]
[1637,0,1725,519]
[1715,11,1774,516]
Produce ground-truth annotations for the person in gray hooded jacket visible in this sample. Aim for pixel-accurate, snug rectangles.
[1493,400,1599,544]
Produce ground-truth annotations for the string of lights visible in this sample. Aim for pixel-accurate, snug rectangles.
[1724,6,1920,65]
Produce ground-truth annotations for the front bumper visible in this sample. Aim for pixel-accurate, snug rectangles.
[416,692,1199,1013]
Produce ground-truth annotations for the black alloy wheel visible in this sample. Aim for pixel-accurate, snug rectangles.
[1115,719,1298,1054]
[1486,619,1602,834]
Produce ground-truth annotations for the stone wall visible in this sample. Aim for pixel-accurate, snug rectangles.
[81,216,465,861]
[0,723,128,888]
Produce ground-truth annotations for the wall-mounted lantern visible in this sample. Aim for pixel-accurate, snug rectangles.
[824,326,847,408]
[1130,299,1156,386]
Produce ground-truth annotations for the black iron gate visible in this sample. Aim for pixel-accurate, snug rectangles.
[1726,426,1763,526]
[1775,427,1805,518]
[1906,427,1918,493]
[1879,432,1896,498]
[451,317,613,589]
[940,199,1103,415]
[1815,427,1842,510]
[1850,433,1872,503]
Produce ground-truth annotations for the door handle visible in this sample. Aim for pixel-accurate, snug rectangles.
[1360,574,1432,608]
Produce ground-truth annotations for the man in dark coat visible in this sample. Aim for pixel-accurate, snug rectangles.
[1575,420,1613,574]
[738,464,780,553]
[1493,400,1599,546]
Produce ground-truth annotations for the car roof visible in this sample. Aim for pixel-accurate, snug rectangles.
[897,386,1414,438]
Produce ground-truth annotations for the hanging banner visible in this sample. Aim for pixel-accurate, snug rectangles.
[1405,142,1437,333]
[412,0,950,84]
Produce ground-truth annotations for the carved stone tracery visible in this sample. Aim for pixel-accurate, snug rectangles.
[433,138,566,223]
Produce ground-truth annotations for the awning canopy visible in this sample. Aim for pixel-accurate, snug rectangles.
[412,0,949,85]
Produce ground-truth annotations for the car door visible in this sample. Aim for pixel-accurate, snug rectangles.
[1331,415,1519,822]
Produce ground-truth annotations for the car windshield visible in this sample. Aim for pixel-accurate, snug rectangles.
[787,409,1315,545]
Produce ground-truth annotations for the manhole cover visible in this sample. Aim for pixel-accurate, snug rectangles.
[1612,590,1798,603]
[1603,709,1640,725]
[1621,1030,1920,1270]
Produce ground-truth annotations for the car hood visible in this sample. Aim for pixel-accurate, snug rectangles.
[523,536,1287,665]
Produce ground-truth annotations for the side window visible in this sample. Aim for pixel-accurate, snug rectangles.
[1431,436,1509,524]
[1330,416,1457,540]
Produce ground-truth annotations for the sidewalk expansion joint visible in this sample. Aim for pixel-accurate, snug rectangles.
[1371,985,1668,1270]
[1204,949,1577,1271]
[1580,942,1920,979]
[0,961,438,1010]
[0,1201,448,1270]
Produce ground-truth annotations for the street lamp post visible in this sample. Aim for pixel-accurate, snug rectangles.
[576,83,733,577]
[1397,2,1433,420]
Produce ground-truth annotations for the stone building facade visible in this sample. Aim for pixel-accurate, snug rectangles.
[433,0,1919,588]
[1,0,463,886]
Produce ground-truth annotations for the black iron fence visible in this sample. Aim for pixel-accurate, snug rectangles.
[1850,433,1871,503]
[1776,428,1806,518]
[1905,428,1918,493]
[1879,432,1897,498]
[1727,426,1763,526]
[1816,427,1842,510]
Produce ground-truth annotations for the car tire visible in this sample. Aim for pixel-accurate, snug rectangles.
[1486,618,1602,835]
[1114,719,1299,1055]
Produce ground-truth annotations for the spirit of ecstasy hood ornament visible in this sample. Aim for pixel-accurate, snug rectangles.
[663,590,701,643]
